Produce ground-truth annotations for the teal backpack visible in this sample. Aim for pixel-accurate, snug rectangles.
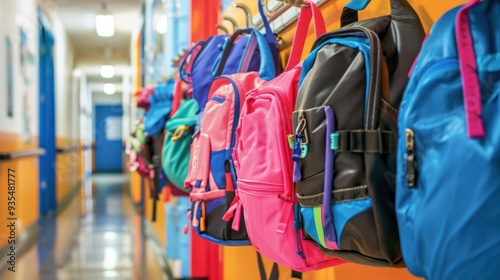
[162,99,199,191]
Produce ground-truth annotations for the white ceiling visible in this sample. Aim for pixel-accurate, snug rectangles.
[55,0,142,65]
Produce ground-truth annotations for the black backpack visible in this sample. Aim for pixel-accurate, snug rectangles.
[291,0,424,266]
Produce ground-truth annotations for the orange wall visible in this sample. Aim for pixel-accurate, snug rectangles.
[221,0,469,66]
[0,132,40,249]
[0,133,84,251]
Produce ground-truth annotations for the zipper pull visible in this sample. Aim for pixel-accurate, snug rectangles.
[406,129,418,187]
[183,210,192,235]
[293,134,303,182]
[296,112,310,159]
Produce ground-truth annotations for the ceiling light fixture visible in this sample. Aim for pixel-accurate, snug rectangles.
[155,14,168,34]
[103,83,116,95]
[96,3,115,37]
[100,65,115,78]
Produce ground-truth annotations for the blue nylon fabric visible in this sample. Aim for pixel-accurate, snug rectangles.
[301,207,321,246]
[332,198,372,248]
[192,35,227,110]
[210,150,228,190]
[197,233,251,246]
[477,53,500,72]
[144,78,175,136]
[397,2,500,279]
[211,96,225,103]
[206,197,224,216]
[192,28,277,111]
[345,0,371,11]
[299,37,371,116]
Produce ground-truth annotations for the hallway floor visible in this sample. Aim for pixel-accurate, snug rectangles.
[0,174,169,280]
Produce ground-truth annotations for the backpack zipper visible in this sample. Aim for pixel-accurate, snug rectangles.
[267,87,305,258]
[405,128,417,187]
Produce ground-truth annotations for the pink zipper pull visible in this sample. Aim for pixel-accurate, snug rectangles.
[223,190,243,231]
[183,210,192,235]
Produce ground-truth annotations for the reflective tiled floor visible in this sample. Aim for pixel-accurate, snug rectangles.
[0,174,168,280]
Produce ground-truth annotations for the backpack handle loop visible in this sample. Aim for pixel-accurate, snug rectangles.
[456,0,485,138]
[215,28,276,81]
[285,1,327,71]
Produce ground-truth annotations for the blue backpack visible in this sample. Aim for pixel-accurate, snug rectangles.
[144,78,175,137]
[179,0,280,114]
[397,0,500,278]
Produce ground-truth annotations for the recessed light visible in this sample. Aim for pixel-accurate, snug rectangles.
[100,65,115,78]
[103,83,116,95]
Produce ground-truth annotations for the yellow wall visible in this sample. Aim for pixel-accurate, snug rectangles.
[219,0,468,279]
[0,134,84,251]
[0,132,40,249]
[56,138,82,204]
[221,0,468,66]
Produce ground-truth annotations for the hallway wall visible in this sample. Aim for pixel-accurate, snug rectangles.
[0,0,41,250]
[0,0,82,249]
[51,9,81,206]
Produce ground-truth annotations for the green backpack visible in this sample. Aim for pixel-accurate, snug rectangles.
[162,99,199,191]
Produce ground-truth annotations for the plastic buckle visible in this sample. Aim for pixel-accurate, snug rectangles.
[171,125,189,142]
[377,128,384,154]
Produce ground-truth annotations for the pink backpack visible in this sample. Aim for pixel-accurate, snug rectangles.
[232,2,345,271]
[184,28,278,245]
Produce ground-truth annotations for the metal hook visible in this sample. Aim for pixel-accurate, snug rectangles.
[223,16,238,32]
[261,0,285,17]
[234,3,255,28]
[276,0,308,8]
[216,24,229,34]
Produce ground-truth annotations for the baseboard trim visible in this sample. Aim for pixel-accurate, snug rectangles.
[144,218,176,280]
[57,180,82,215]
[0,180,83,274]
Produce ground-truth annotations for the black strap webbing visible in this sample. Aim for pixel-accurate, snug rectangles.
[257,252,279,280]
[340,7,358,27]
[291,270,303,279]
[151,132,165,222]
[336,129,395,154]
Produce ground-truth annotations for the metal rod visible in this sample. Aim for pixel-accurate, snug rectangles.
[216,24,230,34]
[223,16,239,32]
[234,3,255,28]
[0,148,46,161]
[261,0,285,17]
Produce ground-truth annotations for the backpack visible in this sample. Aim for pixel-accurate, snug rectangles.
[184,28,278,245]
[135,86,155,111]
[233,2,344,271]
[129,124,154,179]
[144,78,175,137]
[179,1,279,114]
[396,0,500,278]
[292,0,424,266]
[162,99,199,191]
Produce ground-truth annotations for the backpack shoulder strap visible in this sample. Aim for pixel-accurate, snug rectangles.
[456,0,485,138]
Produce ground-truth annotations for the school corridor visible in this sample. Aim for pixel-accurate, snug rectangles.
[1,0,497,279]
[0,174,169,280]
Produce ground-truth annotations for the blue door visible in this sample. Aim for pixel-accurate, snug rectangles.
[94,105,124,172]
[39,14,57,216]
